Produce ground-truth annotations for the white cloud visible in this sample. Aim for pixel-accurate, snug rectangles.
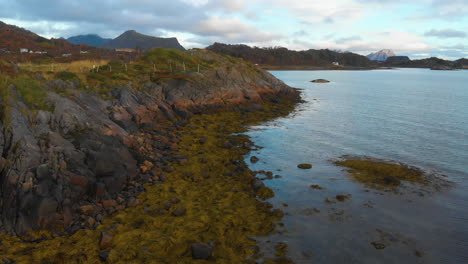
[193,16,283,42]
[307,31,432,55]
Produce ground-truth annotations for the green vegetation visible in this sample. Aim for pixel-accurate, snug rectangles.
[333,158,425,187]
[55,71,79,81]
[11,77,53,112]
[0,74,53,117]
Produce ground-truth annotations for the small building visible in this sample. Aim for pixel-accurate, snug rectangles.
[62,53,72,57]
[20,48,29,53]
[332,62,340,66]
[80,50,89,54]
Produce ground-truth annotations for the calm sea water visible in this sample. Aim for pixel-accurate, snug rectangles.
[247,69,468,263]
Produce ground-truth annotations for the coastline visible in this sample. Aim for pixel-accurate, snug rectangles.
[260,65,383,71]
[0,95,300,263]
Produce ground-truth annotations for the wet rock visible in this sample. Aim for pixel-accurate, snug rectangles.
[250,156,259,163]
[172,206,187,216]
[310,184,325,190]
[99,232,113,249]
[297,163,312,169]
[99,250,111,261]
[371,242,386,250]
[191,243,212,260]
[2,258,14,264]
[36,164,50,180]
[223,141,233,149]
[252,179,265,191]
[199,137,207,144]
[275,242,288,256]
[336,194,351,202]
[170,197,180,204]
[102,200,117,208]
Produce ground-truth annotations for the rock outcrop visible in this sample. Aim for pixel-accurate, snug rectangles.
[430,65,454,70]
[0,49,299,235]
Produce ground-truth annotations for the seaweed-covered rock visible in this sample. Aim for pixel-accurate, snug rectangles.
[191,243,212,259]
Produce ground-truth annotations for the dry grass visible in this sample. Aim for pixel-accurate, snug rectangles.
[18,60,110,73]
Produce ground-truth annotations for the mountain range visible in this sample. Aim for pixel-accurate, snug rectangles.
[68,30,185,51]
[367,49,396,61]
[67,34,111,47]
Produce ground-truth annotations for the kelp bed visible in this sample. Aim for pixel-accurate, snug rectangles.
[0,99,297,264]
[333,156,426,187]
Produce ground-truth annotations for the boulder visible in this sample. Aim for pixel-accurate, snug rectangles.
[191,243,212,260]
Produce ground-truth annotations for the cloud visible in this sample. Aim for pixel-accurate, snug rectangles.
[424,29,466,38]
[263,0,366,25]
[309,31,432,55]
[193,17,283,42]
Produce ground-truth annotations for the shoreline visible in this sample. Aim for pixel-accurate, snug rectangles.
[0,95,300,263]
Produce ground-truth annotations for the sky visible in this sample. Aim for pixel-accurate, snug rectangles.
[0,0,467,60]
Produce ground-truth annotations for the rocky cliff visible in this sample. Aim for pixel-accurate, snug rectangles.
[0,49,299,235]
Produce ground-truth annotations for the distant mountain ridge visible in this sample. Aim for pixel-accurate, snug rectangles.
[206,43,374,67]
[101,30,185,51]
[367,49,396,61]
[67,34,111,47]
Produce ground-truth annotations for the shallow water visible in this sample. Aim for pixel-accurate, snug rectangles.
[247,69,468,263]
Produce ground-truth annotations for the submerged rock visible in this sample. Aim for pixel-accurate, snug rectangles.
[297,163,312,169]
[371,242,386,250]
[250,156,259,163]
[336,194,351,202]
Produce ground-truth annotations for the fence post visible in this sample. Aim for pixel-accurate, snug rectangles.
[183,61,186,72]
[109,65,112,72]
[125,63,128,72]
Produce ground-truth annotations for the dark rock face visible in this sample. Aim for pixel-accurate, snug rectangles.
[0,50,299,235]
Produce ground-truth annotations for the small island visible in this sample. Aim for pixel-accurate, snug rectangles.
[311,79,330,83]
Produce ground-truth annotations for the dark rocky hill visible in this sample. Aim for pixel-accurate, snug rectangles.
[383,56,463,69]
[101,30,185,51]
[0,20,93,56]
[385,56,410,63]
[206,42,375,67]
[67,34,111,47]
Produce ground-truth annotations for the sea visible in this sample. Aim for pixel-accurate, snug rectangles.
[247,68,468,263]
